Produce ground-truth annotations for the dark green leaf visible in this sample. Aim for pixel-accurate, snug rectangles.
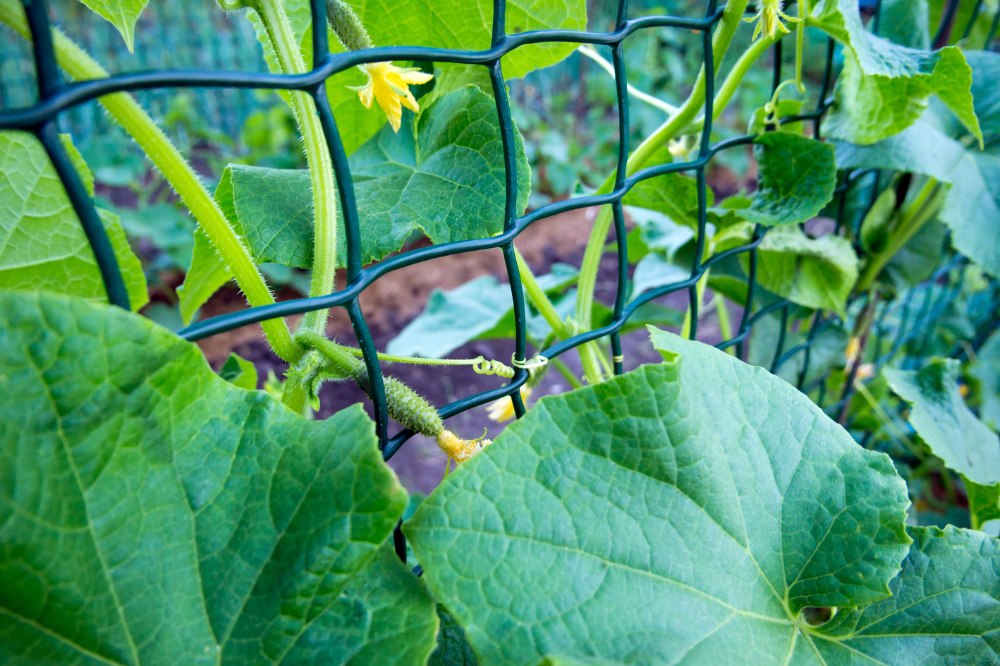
[0,291,436,664]
[409,329,913,664]
[737,133,836,227]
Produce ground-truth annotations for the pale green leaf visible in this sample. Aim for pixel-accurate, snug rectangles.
[409,330,914,665]
[752,227,859,317]
[885,359,1000,486]
[77,0,148,51]
[816,0,982,145]
[0,131,147,310]
[0,291,437,664]
[878,0,930,49]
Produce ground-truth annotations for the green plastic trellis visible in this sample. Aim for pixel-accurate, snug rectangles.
[2,0,998,461]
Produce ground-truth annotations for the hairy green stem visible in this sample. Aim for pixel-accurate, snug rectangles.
[254,0,339,336]
[574,0,751,383]
[0,1,300,362]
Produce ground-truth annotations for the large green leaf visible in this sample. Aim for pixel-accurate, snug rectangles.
[735,133,837,227]
[885,359,1000,487]
[753,227,859,317]
[0,291,437,664]
[409,329,921,664]
[77,0,148,51]
[0,131,147,310]
[178,86,528,323]
[349,0,586,79]
[816,0,982,145]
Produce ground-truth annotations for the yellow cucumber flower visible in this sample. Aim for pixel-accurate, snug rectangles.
[745,0,800,41]
[486,386,532,423]
[352,62,433,132]
[437,430,492,464]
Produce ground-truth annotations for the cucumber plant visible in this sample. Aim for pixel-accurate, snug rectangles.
[0,0,998,664]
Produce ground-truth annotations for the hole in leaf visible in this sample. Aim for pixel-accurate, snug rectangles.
[801,606,836,626]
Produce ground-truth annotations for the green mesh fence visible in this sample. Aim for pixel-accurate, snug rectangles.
[2,0,998,466]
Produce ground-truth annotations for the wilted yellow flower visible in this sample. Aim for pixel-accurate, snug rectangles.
[437,430,492,464]
[745,0,800,41]
[486,386,532,423]
[352,62,433,132]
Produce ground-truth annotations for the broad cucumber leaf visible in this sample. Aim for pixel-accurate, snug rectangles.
[0,131,147,310]
[753,227,859,317]
[409,329,963,664]
[816,0,982,145]
[77,0,148,51]
[178,86,529,323]
[885,359,1000,487]
[734,133,836,227]
[0,291,437,664]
